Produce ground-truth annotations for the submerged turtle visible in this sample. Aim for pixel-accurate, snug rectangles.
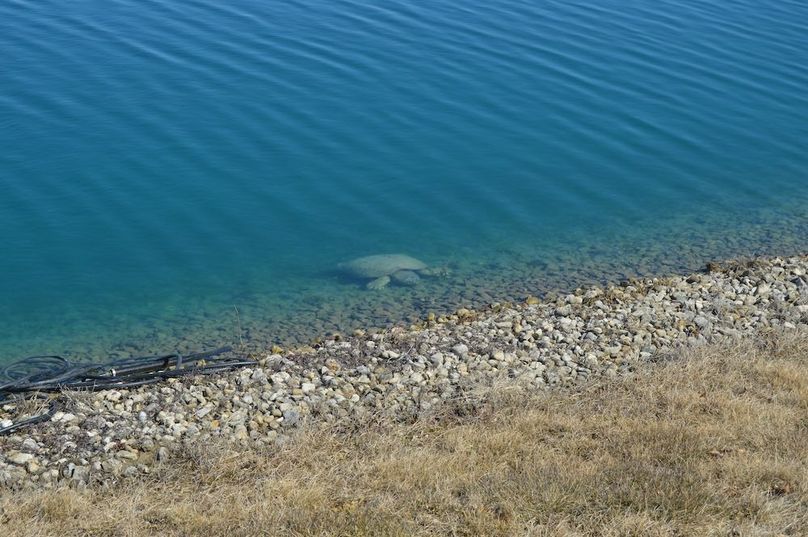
[338,254,445,290]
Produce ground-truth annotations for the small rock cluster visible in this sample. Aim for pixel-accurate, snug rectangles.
[2,255,807,490]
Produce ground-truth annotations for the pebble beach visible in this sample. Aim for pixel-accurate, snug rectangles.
[2,253,808,490]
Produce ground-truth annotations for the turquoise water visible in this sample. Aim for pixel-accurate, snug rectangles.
[1,0,807,362]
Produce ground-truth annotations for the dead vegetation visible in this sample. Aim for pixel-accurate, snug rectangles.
[2,329,807,536]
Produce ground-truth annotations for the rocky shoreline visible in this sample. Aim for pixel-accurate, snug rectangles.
[2,254,808,490]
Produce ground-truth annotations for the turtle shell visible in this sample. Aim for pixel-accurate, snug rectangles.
[338,254,427,279]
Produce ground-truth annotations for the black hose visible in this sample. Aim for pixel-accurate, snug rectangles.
[2,355,71,383]
[0,400,58,436]
[0,346,255,435]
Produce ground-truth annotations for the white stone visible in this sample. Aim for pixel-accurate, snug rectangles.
[8,452,34,465]
[755,283,771,296]
[117,450,138,461]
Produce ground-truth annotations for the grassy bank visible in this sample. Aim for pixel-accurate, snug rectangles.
[2,329,807,536]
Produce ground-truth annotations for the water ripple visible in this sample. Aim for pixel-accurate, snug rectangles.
[1,0,807,359]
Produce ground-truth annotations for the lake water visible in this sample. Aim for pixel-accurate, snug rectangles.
[2,0,807,364]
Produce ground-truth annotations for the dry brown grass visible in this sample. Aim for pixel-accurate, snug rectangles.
[2,330,807,536]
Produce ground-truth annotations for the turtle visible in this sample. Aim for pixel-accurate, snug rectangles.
[337,254,445,290]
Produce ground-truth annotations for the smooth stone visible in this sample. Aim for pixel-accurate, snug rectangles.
[694,315,710,329]
[8,452,34,465]
[117,450,138,461]
[282,409,300,426]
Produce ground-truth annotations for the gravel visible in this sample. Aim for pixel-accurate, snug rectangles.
[2,254,807,490]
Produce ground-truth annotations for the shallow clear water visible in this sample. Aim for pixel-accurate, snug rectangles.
[1,0,807,363]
